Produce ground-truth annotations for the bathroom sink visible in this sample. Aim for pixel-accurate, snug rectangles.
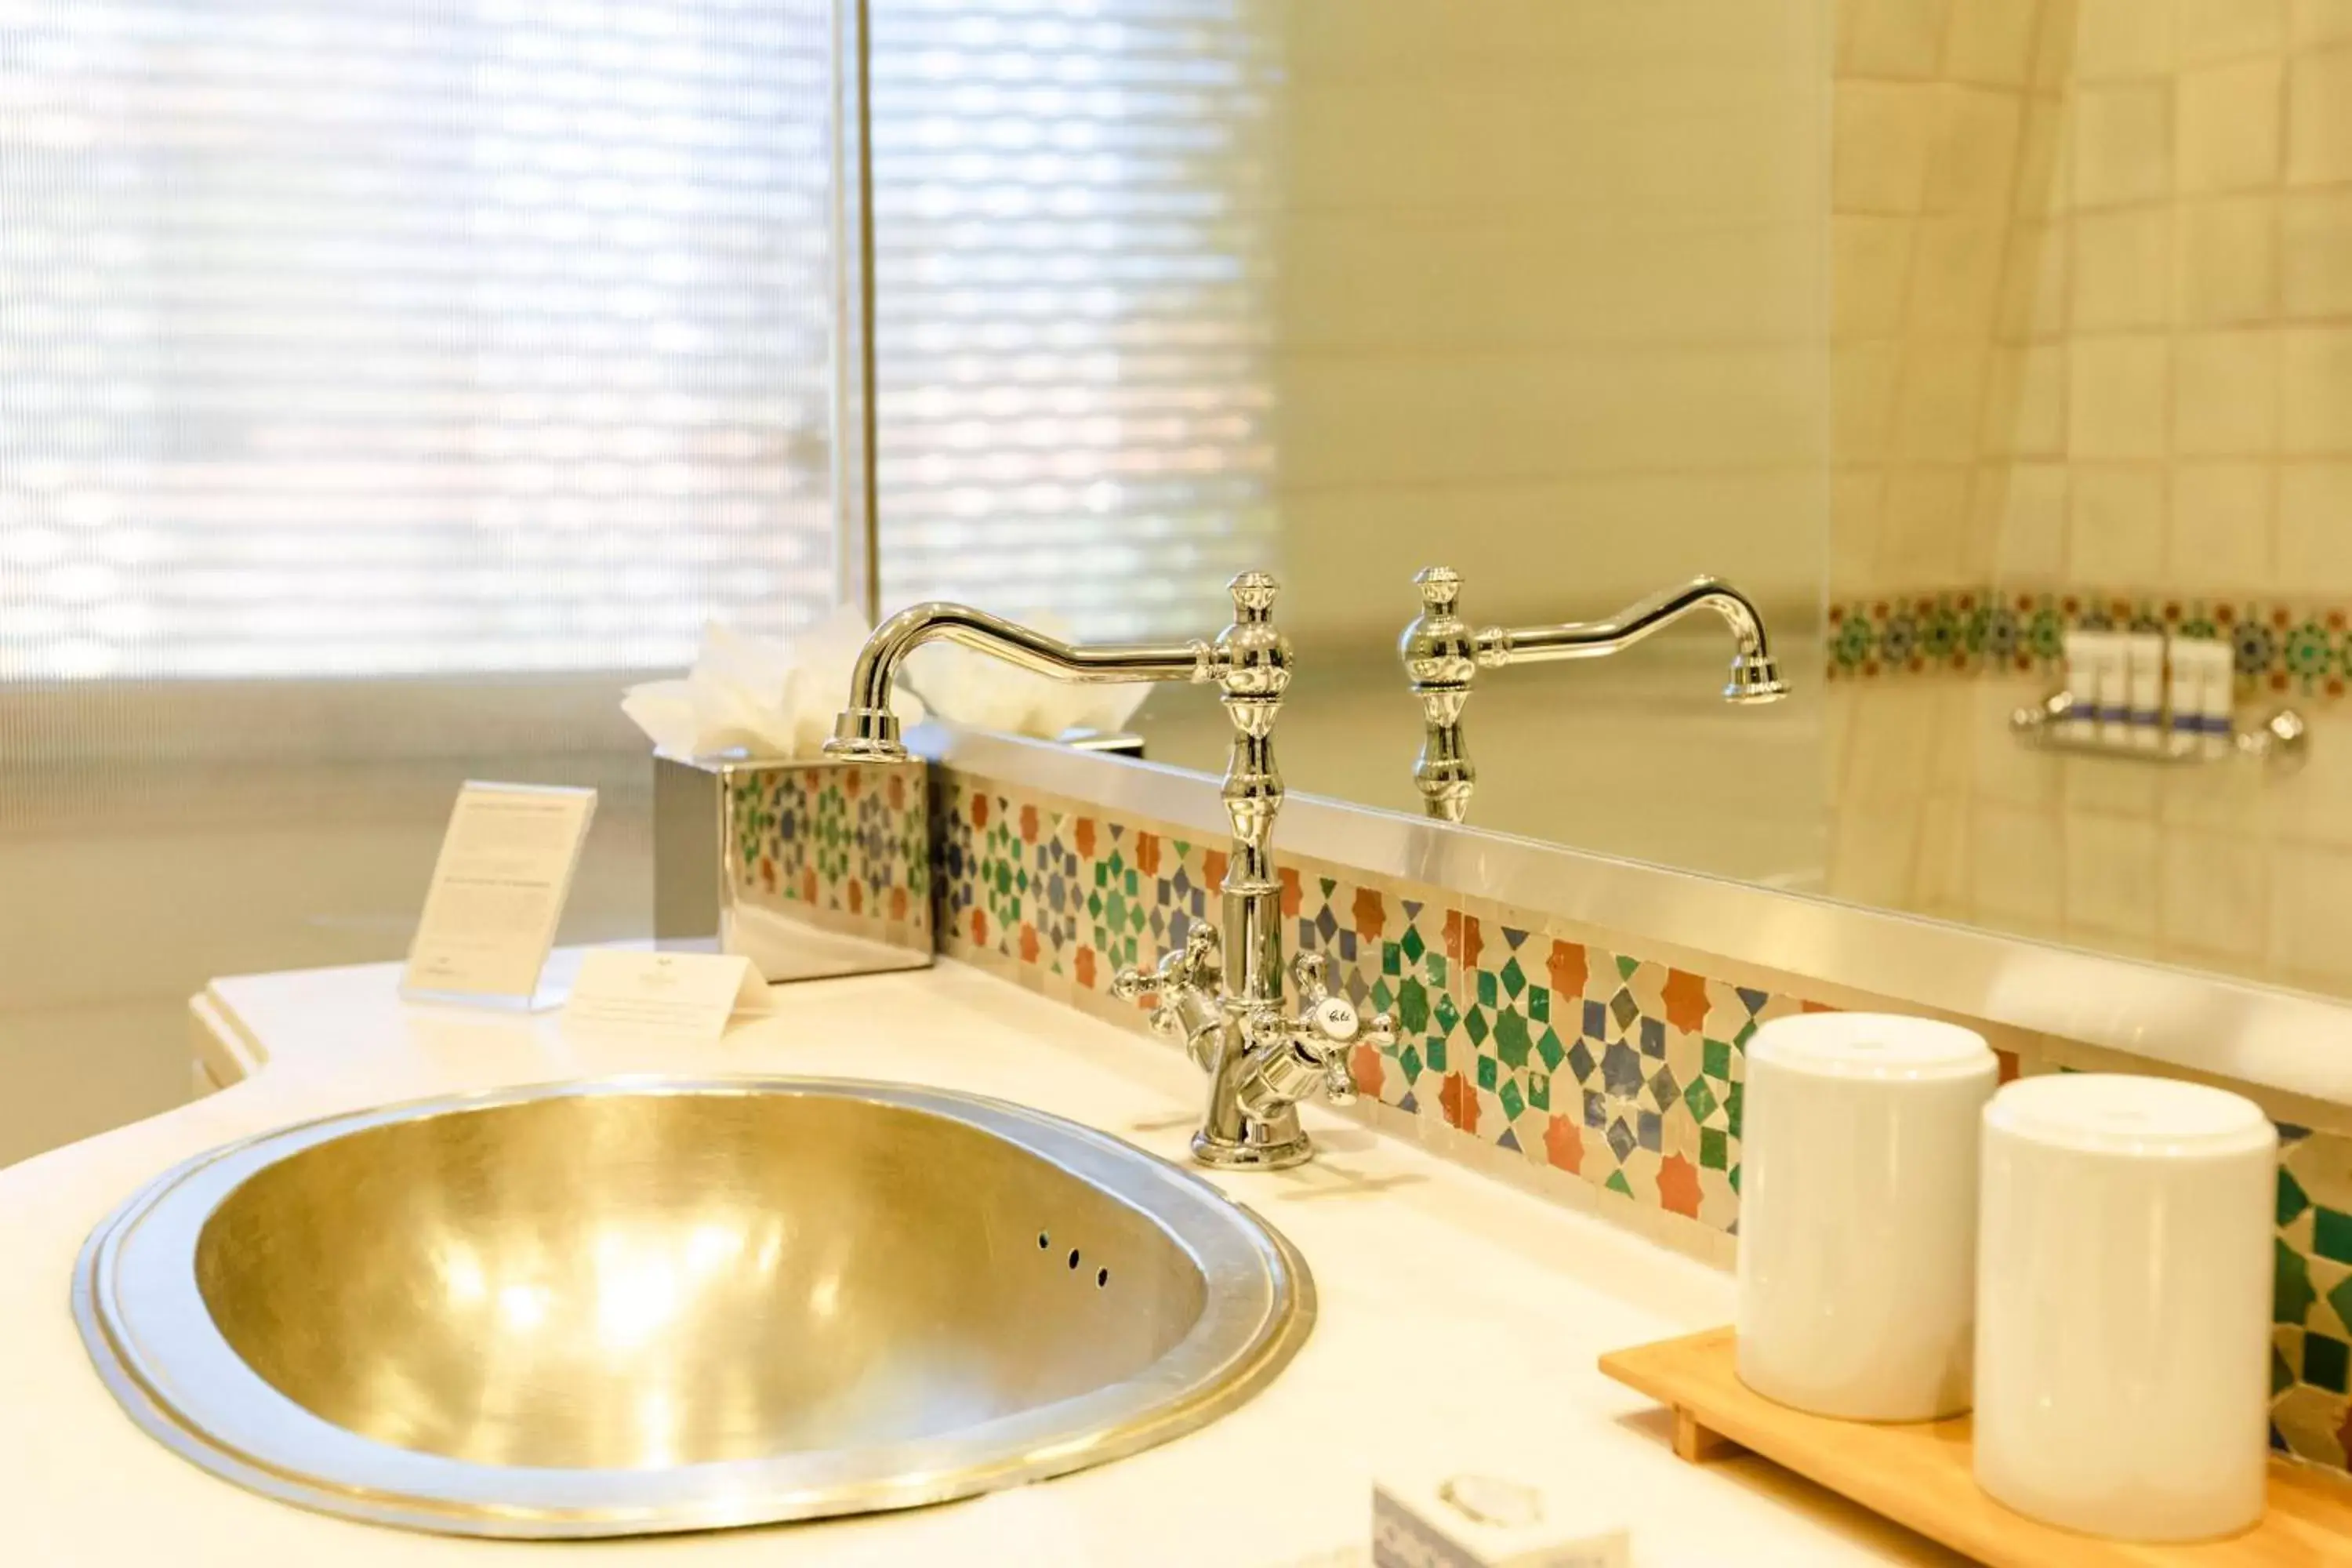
[74,1077,1312,1538]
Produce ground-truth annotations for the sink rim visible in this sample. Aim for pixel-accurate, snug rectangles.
[74,1075,1315,1539]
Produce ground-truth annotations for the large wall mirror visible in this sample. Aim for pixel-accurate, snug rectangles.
[872,0,2352,1007]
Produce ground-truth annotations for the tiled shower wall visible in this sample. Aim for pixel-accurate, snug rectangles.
[1272,0,1828,648]
[1994,0,2352,599]
[927,758,2352,1474]
[1826,668,2352,999]
[1822,6,2352,1030]
[1831,0,2056,598]
[1837,0,2352,614]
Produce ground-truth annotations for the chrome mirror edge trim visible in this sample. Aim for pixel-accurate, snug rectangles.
[923,723,2352,1109]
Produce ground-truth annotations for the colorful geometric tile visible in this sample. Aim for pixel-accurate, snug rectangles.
[1044,809,1100,991]
[1145,830,1219,956]
[1695,1161,1738,1232]
[1612,1143,1663,1208]
[2282,1165,2313,1228]
[718,759,929,951]
[2281,1237,2321,1327]
[973,787,1025,964]
[1080,821,1153,977]
[1826,587,2352,700]
[2274,1381,2351,1471]
[928,772,991,961]
[1434,1065,1480,1138]
[1620,956,1669,1022]
[2328,1266,2352,1342]
[2267,1126,2352,1475]
[1537,1111,1594,1178]
[1316,884,1450,1118]
[1290,866,1371,1004]
[1472,1079,1510,1149]
[2312,1258,2352,1342]
[2290,1127,2352,1221]
[927,758,2352,1486]
[1011,797,1064,973]
[2307,1332,2351,1396]
[2318,1209,2352,1269]
[1825,591,1994,680]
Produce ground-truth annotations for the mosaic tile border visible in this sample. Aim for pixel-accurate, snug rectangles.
[1826,590,2352,698]
[924,760,2352,1477]
[2270,1125,2352,1468]
[718,757,931,946]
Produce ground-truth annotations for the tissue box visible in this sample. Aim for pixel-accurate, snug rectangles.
[1372,1478,1628,1568]
[653,753,932,984]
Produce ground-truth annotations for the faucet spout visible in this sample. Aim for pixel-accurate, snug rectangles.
[1401,569,1791,823]
[829,574,1361,1172]
[825,604,1211,761]
[1475,575,1788,703]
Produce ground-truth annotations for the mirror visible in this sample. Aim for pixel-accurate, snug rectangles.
[1128,0,1833,886]
[873,2,2352,1006]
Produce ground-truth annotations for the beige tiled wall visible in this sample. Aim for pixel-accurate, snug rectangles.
[2009,0,2309,594]
[1826,1,2352,998]
[1826,666,2352,994]
[1831,0,2066,597]
[1270,0,1830,651]
[1834,0,2352,597]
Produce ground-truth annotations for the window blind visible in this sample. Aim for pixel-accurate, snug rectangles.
[867,0,1279,641]
[0,0,842,681]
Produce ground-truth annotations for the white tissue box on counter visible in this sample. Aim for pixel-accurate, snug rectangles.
[627,615,937,985]
[1372,1477,1628,1568]
[652,753,932,985]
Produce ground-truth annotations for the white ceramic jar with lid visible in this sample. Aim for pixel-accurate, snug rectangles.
[1974,1073,2275,1542]
[1736,1013,1999,1421]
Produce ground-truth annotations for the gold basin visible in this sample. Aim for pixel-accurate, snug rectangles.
[74,1078,1312,1538]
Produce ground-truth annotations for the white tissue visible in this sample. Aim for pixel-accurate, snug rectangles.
[902,611,1151,740]
[621,610,924,762]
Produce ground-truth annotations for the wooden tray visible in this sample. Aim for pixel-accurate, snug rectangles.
[1599,1327,2352,1566]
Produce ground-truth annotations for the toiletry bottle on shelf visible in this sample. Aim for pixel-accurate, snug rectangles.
[2198,640,2237,759]
[2165,634,2201,754]
[2125,633,2165,753]
[2092,633,2132,748]
[2060,632,2096,740]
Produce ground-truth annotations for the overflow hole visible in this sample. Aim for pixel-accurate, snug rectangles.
[1067,1248,1081,1270]
[1037,1232,1050,1249]
[1096,1267,1110,1288]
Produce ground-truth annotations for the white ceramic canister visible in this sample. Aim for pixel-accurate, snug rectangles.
[1975,1074,2275,1542]
[1736,1013,1999,1421]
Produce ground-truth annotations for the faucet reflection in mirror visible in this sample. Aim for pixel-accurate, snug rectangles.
[1399,568,1792,824]
[826,572,1392,1170]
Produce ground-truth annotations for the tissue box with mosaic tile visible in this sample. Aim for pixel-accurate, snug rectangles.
[634,616,931,984]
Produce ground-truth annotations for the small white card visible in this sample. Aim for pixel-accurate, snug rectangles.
[562,949,771,1037]
[401,781,597,1008]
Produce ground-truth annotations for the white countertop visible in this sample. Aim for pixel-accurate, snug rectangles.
[0,956,1963,1566]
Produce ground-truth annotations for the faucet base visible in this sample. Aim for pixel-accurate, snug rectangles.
[1191,1128,1315,1171]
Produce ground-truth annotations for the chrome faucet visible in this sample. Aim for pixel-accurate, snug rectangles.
[826,572,1391,1170]
[1400,568,1791,824]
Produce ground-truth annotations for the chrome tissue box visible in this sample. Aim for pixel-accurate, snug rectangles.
[653,753,932,982]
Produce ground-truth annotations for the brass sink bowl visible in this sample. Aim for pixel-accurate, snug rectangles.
[74,1078,1312,1538]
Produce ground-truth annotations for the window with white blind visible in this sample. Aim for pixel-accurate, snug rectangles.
[867,0,1279,641]
[0,2,851,1167]
[0,0,843,684]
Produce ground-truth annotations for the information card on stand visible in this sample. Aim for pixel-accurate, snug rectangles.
[561,949,771,1038]
[401,782,597,1008]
